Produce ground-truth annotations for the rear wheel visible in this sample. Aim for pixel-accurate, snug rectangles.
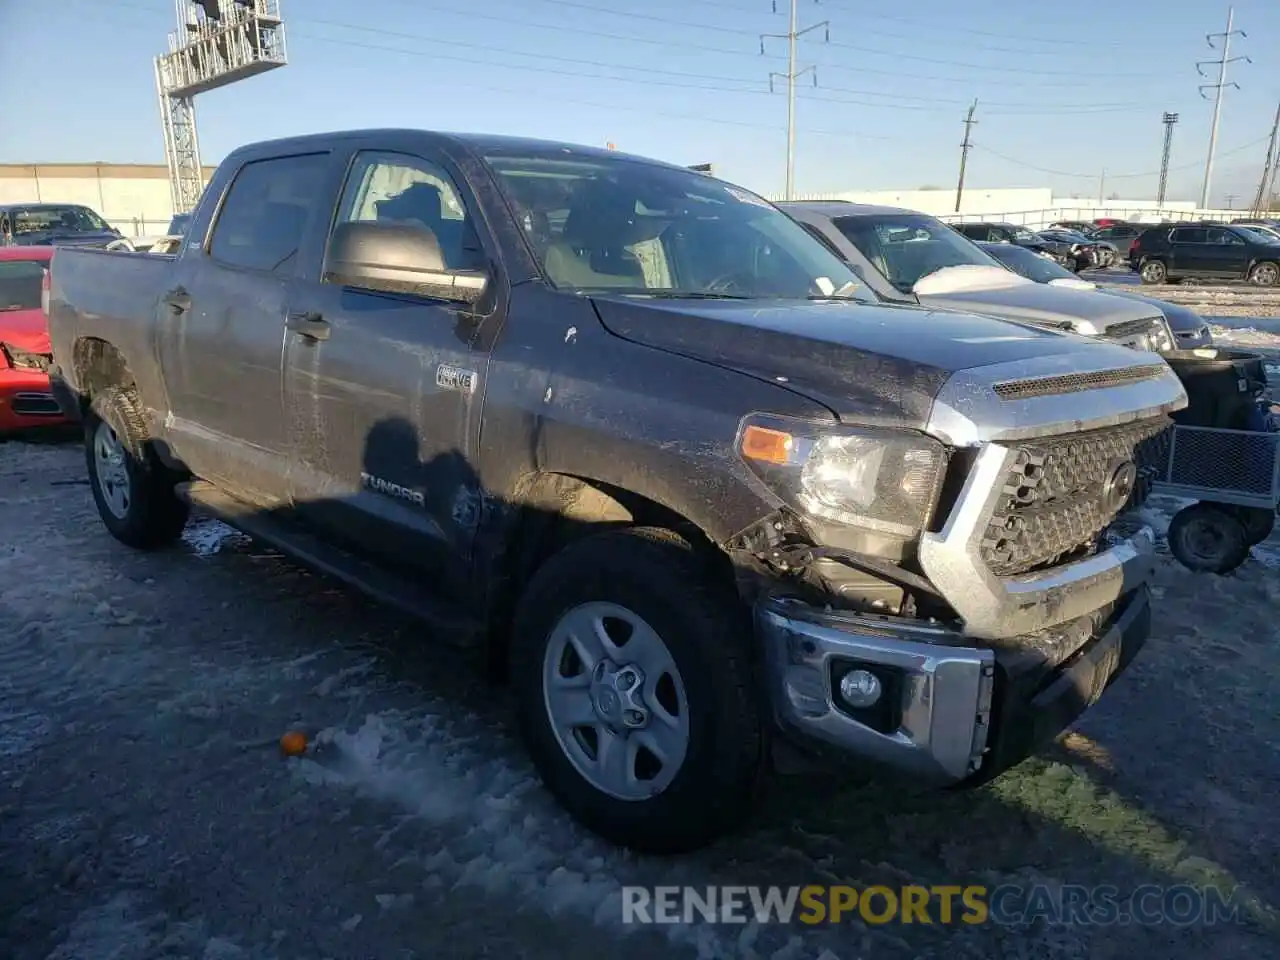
[84,387,189,549]
[1249,261,1279,286]
[510,526,763,853]
[1140,259,1168,284]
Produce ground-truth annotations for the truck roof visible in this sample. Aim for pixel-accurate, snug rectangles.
[223,128,686,171]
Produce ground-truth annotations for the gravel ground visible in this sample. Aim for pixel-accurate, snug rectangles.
[1,438,1278,960]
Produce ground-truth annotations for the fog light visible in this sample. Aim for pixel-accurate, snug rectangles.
[838,669,882,708]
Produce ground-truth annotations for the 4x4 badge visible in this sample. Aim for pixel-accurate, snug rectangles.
[436,365,478,395]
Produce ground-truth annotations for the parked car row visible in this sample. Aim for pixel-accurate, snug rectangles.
[949,221,1114,271]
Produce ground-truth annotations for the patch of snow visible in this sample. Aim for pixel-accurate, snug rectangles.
[913,264,1031,295]
[182,515,251,557]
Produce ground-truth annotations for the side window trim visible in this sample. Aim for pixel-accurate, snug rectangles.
[206,150,331,277]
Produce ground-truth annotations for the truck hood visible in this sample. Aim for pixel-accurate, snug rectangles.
[916,280,1162,336]
[1096,288,1207,335]
[590,296,1123,429]
[0,306,51,353]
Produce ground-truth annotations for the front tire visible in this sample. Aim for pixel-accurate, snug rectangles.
[84,387,189,549]
[510,526,763,853]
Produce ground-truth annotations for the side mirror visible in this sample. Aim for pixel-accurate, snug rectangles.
[323,221,489,306]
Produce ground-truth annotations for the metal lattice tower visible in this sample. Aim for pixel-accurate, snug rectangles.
[155,0,288,213]
[1157,112,1178,207]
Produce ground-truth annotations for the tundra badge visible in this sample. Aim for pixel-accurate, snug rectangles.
[436,364,478,394]
[360,472,426,506]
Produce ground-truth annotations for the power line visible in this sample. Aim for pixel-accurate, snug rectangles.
[973,133,1273,182]
[1197,6,1249,208]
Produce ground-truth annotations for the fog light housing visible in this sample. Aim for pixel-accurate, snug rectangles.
[838,668,882,708]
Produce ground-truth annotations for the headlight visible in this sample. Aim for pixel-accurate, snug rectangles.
[737,414,946,539]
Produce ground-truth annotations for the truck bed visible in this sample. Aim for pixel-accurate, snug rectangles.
[47,246,176,409]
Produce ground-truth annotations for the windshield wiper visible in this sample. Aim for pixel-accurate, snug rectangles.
[619,291,756,300]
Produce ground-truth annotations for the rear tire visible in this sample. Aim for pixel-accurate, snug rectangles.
[1167,503,1250,574]
[510,525,763,853]
[84,387,189,549]
[1248,261,1279,286]
[1140,259,1168,284]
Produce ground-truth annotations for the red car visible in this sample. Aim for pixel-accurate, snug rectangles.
[0,246,69,432]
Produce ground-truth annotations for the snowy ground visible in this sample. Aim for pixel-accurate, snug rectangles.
[2,430,1279,957]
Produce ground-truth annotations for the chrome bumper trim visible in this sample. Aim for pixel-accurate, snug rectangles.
[756,597,995,783]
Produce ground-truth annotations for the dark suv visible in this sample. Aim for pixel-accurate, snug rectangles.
[1090,223,1144,258]
[1129,223,1280,285]
[952,222,1079,270]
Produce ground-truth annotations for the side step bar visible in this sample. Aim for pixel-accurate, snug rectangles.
[175,481,482,646]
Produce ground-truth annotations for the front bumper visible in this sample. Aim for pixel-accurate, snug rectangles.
[756,582,1151,784]
[0,366,70,431]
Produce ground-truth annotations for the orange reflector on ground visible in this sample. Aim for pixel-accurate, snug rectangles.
[741,425,795,464]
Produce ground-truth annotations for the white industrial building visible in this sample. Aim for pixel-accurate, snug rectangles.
[0,163,215,240]
[0,162,1248,243]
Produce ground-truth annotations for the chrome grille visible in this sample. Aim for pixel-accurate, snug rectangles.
[1108,316,1164,340]
[980,416,1172,577]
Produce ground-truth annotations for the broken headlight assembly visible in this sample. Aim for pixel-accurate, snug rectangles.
[0,342,51,372]
[736,414,947,554]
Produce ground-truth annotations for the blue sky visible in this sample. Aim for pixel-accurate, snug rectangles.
[2,0,1278,204]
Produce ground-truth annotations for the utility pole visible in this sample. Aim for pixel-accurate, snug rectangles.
[1099,168,1106,205]
[761,0,829,200]
[1158,112,1179,207]
[1197,6,1249,209]
[1249,99,1280,216]
[1225,194,1238,209]
[955,100,978,212]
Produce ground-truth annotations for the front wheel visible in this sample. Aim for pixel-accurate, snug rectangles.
[510,526,763,853]
[1140,259,1168,284]
[84,387,189,549]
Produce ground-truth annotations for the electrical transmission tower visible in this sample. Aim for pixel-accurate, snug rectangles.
[1250,100,1280,216]
[760,0,829,201]
[954,100,978,212]
[1157,112,1178,206]
[155,1,289,214]
[1197,6,1249,209]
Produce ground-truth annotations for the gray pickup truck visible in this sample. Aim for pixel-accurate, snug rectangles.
[47,129,1187,853]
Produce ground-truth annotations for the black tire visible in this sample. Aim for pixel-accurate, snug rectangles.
[510,525,762,853]
[1167,503,1250,574]
[1231,505,1275,545]
[1140,259,1168,284]
[84,386,189,549]
[1248,261,1280,287]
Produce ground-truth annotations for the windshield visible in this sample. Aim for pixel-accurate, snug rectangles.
[981,242,1076,283]
[1243,226,1280,244]
[9,205,111,235]
[0,261,44,311]
[167,213,191,236]
[481,153,861,299]
[1011,226,1039,241]
[831,213,1002,293]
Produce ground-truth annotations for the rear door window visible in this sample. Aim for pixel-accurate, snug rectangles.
[208,153,330,275]
[1170,228,1208,244]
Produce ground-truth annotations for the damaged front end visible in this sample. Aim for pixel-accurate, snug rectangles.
[727,354,1183,785]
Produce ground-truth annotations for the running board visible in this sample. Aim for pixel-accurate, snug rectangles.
[175,481,482,645]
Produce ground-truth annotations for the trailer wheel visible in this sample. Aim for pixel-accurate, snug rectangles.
[1231,505,1275,545]
[1167,503,1250,574]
